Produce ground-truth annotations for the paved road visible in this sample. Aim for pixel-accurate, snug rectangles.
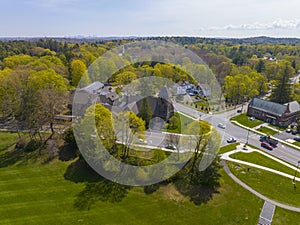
[221,160,300,213]
[174,102,300,166]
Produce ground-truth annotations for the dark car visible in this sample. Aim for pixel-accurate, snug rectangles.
[227,138,237,143]
[294,137,300,142]
[165,144,177,150]
[237,109,242,113]
[292,130,298,135]
[286,129,292,133]
[261,142,273,150]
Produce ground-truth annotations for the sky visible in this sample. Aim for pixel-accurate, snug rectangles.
[1,0,300,38]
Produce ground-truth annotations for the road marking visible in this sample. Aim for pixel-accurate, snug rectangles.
[275,148,300,161]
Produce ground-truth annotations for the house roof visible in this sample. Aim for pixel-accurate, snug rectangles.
[80,82,104,94]
[285,101,300,113]
[158,86,171,99]
[249,98,287,116]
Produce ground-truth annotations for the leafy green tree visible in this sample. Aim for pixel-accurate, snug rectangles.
[114,111,145,159]
[137,98,152,128]
[270,61,294,104]
[114,71,137,85]
[71,59,88,87]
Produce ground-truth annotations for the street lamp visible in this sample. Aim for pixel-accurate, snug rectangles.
[244,129,250,148]
[292,160,300,185]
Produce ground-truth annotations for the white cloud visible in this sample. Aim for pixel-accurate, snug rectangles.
[205,19,300,31]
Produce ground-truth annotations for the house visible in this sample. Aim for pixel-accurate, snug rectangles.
[247,98,300,127]
[73,82,119,115]
[73,82,104,115]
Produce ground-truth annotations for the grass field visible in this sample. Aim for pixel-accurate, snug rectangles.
[231,113,264,128]
[229,151,298,176]
[218,143,240,155]
[256,126,278,136]
[272,207,300,225]
[165,112,193,134]
[0,132,265,225]
[228,162,300,208]
[0,132,19,151]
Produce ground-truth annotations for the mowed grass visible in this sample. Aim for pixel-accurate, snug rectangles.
[218,143,240,155]
[0,132,265,225]
[229,151,298,176]
[228,162,300,208]
[0,163,263,225]
[231,113,264,128]
[272,207,300,225]
[0,132,19,151]
[165,112,193,134]
[256,126,278,136]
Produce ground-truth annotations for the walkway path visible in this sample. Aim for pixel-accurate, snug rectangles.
[220,144,300,182]
[221,160,300,213]
[258,201,276,225]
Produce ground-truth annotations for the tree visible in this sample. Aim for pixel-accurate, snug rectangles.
[114,111,145,159]
[137,98,152,128]
[114,71,137,85]
[71,59,88,87]
[182,120,211,179]
[270,61,294,104]
[256,59,265,73]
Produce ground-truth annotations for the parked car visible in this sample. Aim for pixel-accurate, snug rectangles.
[137,138,147,144]
[165,144,177,150]
[292,130,298,135]
[237,109,242,113]
[218,123,226,129]
[250,117,256,121]
[294,137,300,142]
[227,138,237,143]
[261,142,273,150]
[286,129,292,133]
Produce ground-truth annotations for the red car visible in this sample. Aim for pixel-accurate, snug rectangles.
[261,142,273,150]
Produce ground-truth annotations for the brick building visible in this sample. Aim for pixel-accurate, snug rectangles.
[247,98,300,127]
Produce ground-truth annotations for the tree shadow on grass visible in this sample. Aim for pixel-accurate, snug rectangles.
[64,158,131,210]
[173,179,220,205]
[0,147,40,168]
[58,145,77,162]
[74,180,131,210]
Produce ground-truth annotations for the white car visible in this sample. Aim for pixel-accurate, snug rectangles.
[218,123,226,129]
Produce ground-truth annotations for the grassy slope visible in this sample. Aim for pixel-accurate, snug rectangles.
[228,162,300,208]
[256,127,278,136]
[218,143,240,155]
[272,207,300,225]
[231,113,264,128]
[0,133,264,225]
[229,151,298,176]
[0,132,19,151]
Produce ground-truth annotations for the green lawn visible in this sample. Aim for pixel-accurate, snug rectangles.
[229,151,298,176]
[231,113,264,128]
[256,126,278,136]
[272,207,300,225]
[164,113,193,134]
[228,162,300,208]
[218,143,240,155]
[0,132,265,225]
[0,132,19,151]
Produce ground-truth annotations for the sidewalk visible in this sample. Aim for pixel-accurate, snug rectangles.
[222,160,300,213]
[220,144,300,181]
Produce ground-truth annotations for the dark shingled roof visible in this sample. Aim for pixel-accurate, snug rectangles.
[158,86,171,99]
[80,82,104,94]
[249,98,287,116]
[285,101,300,113]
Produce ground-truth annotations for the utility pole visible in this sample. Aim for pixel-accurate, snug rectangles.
[292,161,300,186]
